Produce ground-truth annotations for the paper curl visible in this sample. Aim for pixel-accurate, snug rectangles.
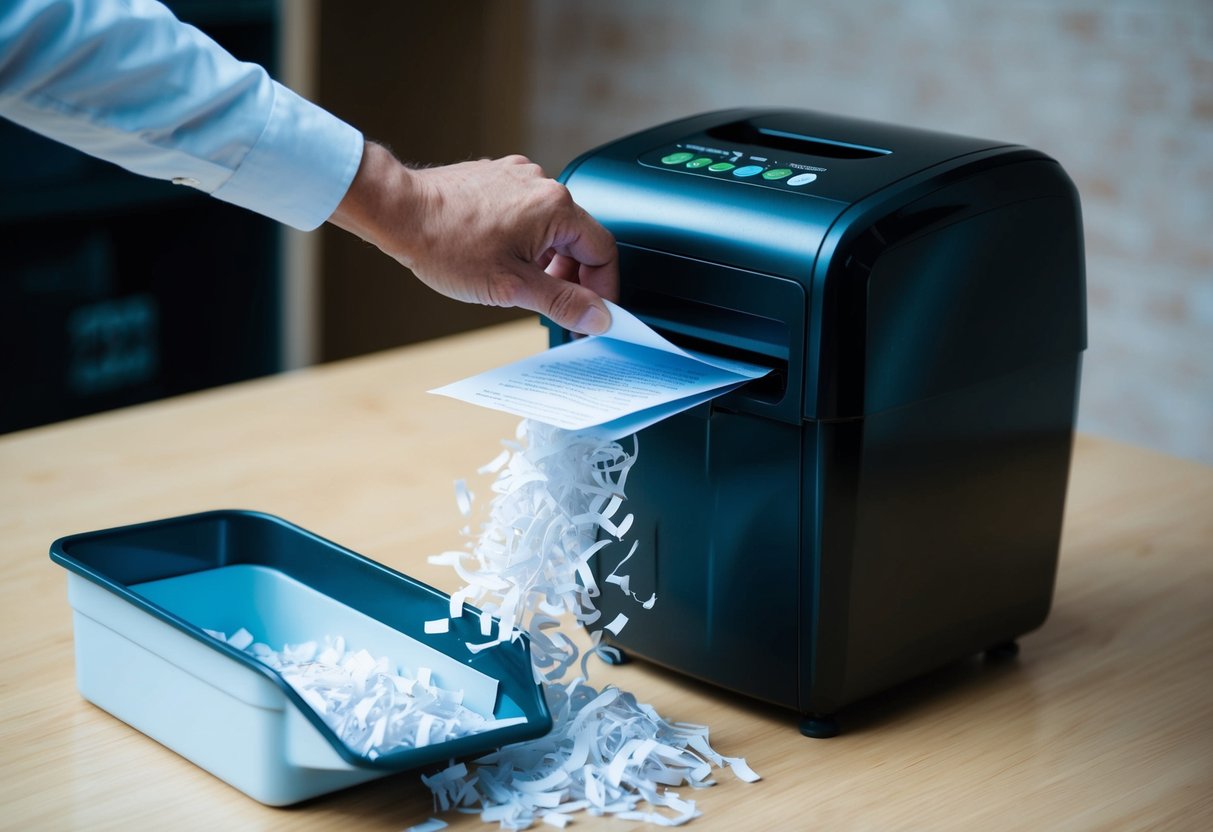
[205,630,517,759]
[423,419,759,828]
[423,676,760,828]
[431,420,649,682]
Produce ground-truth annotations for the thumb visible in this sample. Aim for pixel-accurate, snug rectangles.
[515,266,612,335]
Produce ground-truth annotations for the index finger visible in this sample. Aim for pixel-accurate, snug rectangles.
[552,204,619,303]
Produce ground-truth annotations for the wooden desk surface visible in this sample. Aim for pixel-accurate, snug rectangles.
[2,320,1210,831]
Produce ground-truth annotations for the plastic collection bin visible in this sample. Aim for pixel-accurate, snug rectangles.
[50,510,551,805]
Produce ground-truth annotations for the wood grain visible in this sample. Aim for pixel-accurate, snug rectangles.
[1,319,1210,831]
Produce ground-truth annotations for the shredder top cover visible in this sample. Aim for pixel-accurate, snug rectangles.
[560,108,1009,280]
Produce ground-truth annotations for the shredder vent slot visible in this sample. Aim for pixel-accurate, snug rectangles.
[708,119,892,159]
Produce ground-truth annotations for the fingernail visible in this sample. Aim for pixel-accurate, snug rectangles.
[575,304,611,335]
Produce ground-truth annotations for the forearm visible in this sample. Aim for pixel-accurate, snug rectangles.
[0,0,361,231]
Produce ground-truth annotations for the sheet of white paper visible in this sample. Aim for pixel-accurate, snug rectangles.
[600,302,771,379]
[430,301,770,437]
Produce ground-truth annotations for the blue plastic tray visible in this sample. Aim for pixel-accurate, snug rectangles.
[50,510,551,805]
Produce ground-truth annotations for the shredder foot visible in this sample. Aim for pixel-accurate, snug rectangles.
[985,640,1020,661]
[799,713,840,739]
[601,646,630,666]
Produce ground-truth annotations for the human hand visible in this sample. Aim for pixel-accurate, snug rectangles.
[328,142,618,335]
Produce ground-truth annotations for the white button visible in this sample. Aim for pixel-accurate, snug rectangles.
[787,173,818,187]
[171,177,201,188]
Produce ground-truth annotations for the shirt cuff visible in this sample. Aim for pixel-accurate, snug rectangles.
[210,81,363,232]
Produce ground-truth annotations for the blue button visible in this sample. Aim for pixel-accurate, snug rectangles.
[733,165,764,178]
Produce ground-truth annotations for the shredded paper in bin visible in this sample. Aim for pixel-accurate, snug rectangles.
[204,629,524,759]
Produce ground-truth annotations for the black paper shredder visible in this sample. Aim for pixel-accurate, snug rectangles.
[544,109,1087,736]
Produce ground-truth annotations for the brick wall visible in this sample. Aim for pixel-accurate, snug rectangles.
[521,0,1213,463]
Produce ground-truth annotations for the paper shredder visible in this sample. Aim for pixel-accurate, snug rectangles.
[544,109,1086,736]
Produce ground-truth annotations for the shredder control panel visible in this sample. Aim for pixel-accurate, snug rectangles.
[593,110,1012,207]
[638,142,831,194]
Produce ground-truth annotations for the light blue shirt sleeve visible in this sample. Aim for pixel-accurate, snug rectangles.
[0,0,363,231]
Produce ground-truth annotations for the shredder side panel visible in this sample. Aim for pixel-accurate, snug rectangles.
[805,356,1079,712]
[596,408,803,708]
[807,157,1087,421]
[803,159,1086,713]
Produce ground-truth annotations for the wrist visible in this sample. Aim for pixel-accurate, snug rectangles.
[328,141,422,264]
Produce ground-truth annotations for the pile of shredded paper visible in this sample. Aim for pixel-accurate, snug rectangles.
[420,677,759,829]
[211,419,757,828]
[203,629,521,759]
[417,420,759,828]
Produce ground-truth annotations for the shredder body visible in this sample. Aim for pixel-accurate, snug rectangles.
[545,109,1086,721]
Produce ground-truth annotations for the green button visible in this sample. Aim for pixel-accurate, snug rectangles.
[707,162,735,172]
[661,152,694,165]
[685,157,713,168]
[762,168,793,180]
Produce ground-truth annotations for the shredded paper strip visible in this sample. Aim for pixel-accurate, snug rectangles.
[421,420,759,827]
[204,630,520,759]
[427,420,653,682]
[423,676,760,828]
[206,419,758,826]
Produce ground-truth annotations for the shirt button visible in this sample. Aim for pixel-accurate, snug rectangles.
[171,176,201,188]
